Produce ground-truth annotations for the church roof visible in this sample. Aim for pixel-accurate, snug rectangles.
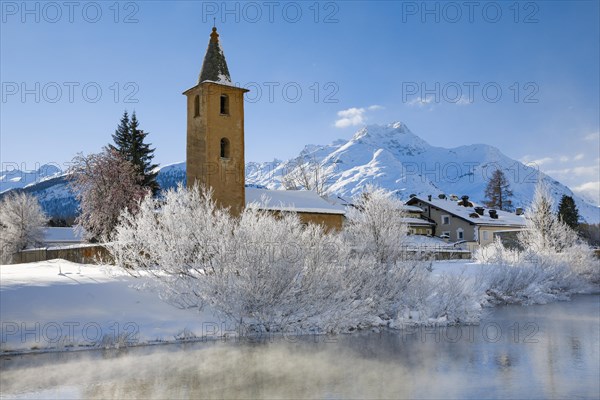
[246,188,346,215]
[198,27,232,84]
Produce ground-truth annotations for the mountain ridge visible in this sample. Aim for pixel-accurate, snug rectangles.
[2,122,598,223]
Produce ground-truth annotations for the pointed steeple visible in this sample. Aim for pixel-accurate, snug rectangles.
[198,27,232,84]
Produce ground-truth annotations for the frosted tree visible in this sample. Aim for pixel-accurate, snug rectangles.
[282,157,332,196]
[0,192,47,263]
[344,186,409,264]
[519,183,598,282]
[110,185,365,331]
[343,186,436,320]
[519,183,574,253]
[110,185,484,333]
[484,169,514,211]
[477,182,598,304]
[69,148,149,241]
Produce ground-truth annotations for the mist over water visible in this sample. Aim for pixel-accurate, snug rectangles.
[2,295,598,399]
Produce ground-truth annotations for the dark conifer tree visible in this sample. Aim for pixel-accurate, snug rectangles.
[110,111,159,195]
[557,194,579,229]
[128,112,159,195]
[110,111,130,153]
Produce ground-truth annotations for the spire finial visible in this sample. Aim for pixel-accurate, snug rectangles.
[210,25,219,43]
[213,17,216,28]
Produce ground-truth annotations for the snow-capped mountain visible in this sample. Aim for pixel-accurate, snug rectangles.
[2,122,598,223]
[247,122,599,223]
[0,164,62,193]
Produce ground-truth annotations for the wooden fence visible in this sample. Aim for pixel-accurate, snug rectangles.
[9,245,111,265]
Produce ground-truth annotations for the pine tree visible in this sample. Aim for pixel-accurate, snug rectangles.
[484,169,514,211]
[128,112,159,195]
[557,195,579,229]
[110,111,130,153]
[110,111,159,195]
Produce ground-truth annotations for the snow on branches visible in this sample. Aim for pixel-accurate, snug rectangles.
[476,183,599,305]
[69,148,149,241]
[109,185,481,334]
[0,192,47,263]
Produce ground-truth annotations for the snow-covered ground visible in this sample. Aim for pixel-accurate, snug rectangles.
[3,255,593,355]
[0,260,222,354]
[1,259,482,354]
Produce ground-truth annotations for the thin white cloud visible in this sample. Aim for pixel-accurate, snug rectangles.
[406,96,434,107]
[574,153,585,161]
[583,132,599,141]
[559,156,569,163]
[521,156,554,167]
[572,181,600,205]
[546,165,599,177]
[334,105,382,128]
[456,95,473,106]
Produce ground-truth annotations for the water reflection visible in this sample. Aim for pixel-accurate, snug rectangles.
[1,295,598,399]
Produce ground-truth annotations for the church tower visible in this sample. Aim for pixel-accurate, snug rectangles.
[184,27,248,215]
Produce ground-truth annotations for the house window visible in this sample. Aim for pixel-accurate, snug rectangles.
[457,228,464,240]
[441,231,451,239]
[220,138,230,158]
[442,215,450,225]
[220,94,229,115]
[194,95,200,117]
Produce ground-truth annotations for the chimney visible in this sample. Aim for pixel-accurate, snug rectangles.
[474,207,484,216]
[461,195,470,207]
[409,193,417,198]
[516,207,524,215]
[428,195,432,201]
[438,194,446,200]
[489,210,498,219]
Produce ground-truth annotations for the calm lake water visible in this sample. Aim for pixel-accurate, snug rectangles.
[1,295,599,399]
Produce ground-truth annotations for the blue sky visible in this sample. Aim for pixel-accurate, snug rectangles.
[1,1,599,202]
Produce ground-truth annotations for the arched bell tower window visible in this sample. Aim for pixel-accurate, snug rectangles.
[220,138,230,158]
[194,95,200,117]
[220,94,229,115]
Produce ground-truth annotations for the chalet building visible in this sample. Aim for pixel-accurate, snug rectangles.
[406,195,526,247]
[402,204,435,236]
[184,27,345,231]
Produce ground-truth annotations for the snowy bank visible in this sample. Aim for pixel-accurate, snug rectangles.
[0,260,225,354]
[1,259,488,355]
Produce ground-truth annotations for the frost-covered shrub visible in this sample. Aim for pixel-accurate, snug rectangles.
[475,183,599,304]
[394,272,484,326]
[0,192,47,263]
[111,185,491,334]
[344,186,409,264]
[426,273,484,324]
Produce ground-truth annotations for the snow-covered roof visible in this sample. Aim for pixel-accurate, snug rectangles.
[403,205,423,213]
[409,196,526,227]
[246,188,346,215]
[42,227,84,243]
[404,235,466,250]
[402,217,435,226]
[321,196,423,214]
